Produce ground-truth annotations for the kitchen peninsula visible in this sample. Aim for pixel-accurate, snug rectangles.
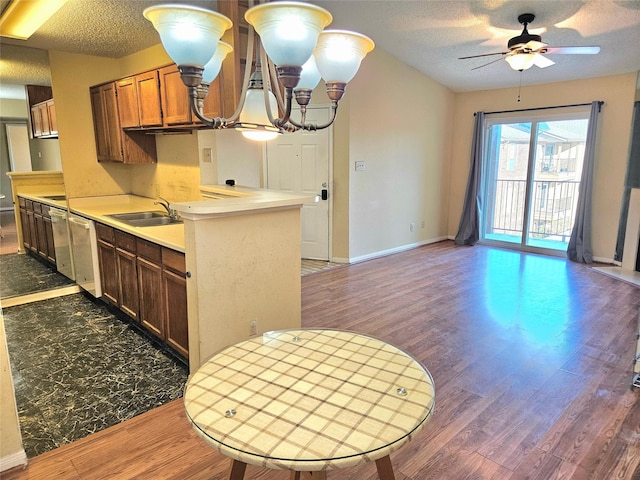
[9,176,314,371]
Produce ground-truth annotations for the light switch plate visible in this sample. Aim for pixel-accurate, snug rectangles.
[203,148,213,163]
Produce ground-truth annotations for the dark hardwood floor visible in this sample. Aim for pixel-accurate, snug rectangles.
[2,241,639,479]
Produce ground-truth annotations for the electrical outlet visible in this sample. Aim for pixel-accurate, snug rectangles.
[410,223,415,232]
[421,220,425,229]
[355,161,365,171]
[249,320,257,336]
[203,147,213,163]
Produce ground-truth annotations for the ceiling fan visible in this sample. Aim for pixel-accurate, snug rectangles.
[460,13,600,71]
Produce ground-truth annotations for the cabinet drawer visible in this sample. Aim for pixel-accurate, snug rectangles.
[96,223,115,243]
[25,199,34,210]
[33,202,42,214]
[115,230,136,253]
[136,237,162,263]
[18,197,25,208]
[41,204,51,218]
[162,248,186,275]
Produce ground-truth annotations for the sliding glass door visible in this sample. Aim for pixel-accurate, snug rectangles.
[482,113,589,254]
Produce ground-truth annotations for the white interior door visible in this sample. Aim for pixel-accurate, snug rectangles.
[265,106,331,260]
[6,123,32,172]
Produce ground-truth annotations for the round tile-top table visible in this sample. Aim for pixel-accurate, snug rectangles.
[184,329,435,480]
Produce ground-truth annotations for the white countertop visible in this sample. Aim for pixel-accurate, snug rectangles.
[19,186,316,253]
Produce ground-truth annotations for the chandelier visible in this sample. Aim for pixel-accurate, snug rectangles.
[143,1,374,141]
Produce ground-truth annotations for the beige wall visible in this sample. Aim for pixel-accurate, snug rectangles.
[0,315,26,470]
[30,138,62,171]
[449,72,638,261]
[341,48,455,261]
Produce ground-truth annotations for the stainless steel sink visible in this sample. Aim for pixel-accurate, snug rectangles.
[107,211,182,227]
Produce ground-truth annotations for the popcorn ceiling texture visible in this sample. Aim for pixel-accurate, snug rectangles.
[1,0,639,92]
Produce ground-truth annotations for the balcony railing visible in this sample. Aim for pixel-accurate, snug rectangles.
[488,180,580,243]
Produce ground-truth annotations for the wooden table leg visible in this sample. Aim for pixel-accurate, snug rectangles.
[375,455,396,480]
[228,459,247,480]
[290,472,327,480]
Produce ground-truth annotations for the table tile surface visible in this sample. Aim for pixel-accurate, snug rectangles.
[184,329,435,471]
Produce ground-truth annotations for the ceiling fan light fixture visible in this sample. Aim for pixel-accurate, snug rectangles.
[505,53,536,71]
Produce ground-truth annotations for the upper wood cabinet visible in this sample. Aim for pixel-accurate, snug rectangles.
[30,99,57,138]
[159,64,223,127]
[90,82,157,164]
[46,100,57,136]
[218,1,249,117]
[116,71,163,128]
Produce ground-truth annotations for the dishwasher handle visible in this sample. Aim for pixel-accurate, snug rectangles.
[69,216,91,230]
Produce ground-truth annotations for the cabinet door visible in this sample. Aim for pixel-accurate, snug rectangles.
[217,1,248,117]
[199,77,223,122]
[90,86,111,161]
[117,248,139,320]
[163,268,188,358]
[102,83,124,162]
[31,105,43,137]
[138,257,165,339]
[43,216,56,263]
[98,239,119,305]
[47,101,57,136]
[137,71,163,127]
[26,209,38,254]
[116,76,139,128]
[19,207,30,250]
[38,103,51,136]
[159,65,192,126]
[34,211,47,260]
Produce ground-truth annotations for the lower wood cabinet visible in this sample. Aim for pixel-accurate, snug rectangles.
[18,197,56,265]
[96,223,188,358]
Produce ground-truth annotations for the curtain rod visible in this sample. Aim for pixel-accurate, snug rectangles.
[476,101,604,116]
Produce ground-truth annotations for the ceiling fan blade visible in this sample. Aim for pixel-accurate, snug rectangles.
[459,51,508,60]
[532,53,555,68]
[523,40,547,51]
[545,46,601,55]
[471,56,506,70]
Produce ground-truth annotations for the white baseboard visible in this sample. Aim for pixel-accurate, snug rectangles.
[0,450,28,473]
[347,236,449,264]
[593,256,615,265]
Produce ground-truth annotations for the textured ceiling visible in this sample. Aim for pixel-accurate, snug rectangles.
[0,0,639,99]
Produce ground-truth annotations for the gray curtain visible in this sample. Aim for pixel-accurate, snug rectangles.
[567,101,601,263]
[455,112,485,245]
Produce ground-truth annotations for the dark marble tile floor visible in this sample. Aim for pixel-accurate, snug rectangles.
[0,253,75,298]
[3,293,188,458]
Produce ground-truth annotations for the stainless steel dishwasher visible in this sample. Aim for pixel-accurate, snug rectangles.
[49,207,75,280]
[68,214,102,298]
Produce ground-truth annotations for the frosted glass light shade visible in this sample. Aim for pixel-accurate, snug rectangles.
[505,53,536,71]
[315,30,375,83]
[245,1,332,67]
[202,42,233,83]
[144,4,232,67]
[237,89,280,141]
[296,56,321,90]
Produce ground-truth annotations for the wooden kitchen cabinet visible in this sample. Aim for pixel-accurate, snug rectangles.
[116,230,139,320]
[19,198,31,251]
[42,205,56,263]
[158,64,223,127]
[116,71,162,128]
[31,105,43,137]
[30,99,57,138]
[96,223,119,305]
[18,198,56,266]
[90,83,157,164]
[162,247,188,358]
[96,225,188,358]
[218,0,249,117]
[46,100,57,136]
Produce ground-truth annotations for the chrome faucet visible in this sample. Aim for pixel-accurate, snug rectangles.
[154,196,179,220]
